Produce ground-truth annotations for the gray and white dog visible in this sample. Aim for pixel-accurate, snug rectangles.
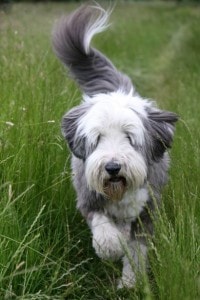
[53,4,178,288]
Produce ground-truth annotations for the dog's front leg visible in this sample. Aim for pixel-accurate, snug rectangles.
[118,240,147,288]
[88,212,125,261]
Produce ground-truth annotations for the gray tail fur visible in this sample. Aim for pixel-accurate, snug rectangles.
[52,4,133,96]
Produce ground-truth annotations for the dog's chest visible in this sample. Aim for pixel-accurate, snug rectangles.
[105,187,149,223]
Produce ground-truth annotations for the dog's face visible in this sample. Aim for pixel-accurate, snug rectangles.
[62,92,178,201]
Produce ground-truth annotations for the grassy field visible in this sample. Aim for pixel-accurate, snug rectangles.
[0,1,200,299]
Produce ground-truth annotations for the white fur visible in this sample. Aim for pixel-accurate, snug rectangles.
[54,3,177,289]
[80,92,147,142]
[91,213,125,260]
[76,92,149,194]
[75,91,150,266]
[118,243,147,289]
[83,91,152,118]
[84,6,110,54]
[91,210,148,287]
[106,187,149,222]
[85,138,147,195]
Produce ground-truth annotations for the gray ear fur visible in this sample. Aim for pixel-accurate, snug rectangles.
[62,103,91,159]
[145,109,179,161]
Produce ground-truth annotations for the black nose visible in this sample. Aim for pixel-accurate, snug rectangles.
[105,162,121,176]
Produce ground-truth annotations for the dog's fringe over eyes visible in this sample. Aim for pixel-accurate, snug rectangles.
[52,4,178,289]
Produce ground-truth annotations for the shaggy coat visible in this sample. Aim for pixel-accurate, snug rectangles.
[53,4,178,288]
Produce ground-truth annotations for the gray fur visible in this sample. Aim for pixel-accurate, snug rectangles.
[53,4,178,288]
[146,109,178,161]
[62,102,93,159]
[52,5,133,96]
[72,156,106,218]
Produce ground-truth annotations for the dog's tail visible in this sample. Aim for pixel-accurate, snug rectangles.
[52,4,133,96]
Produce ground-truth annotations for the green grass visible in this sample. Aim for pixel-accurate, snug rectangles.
[0,2,200,299]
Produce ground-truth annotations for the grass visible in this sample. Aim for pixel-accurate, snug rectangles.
[0,1,200,299]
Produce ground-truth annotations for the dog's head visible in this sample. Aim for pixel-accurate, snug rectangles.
[62,91,178,201]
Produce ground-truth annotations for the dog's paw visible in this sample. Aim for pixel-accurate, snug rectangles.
[117,277,136,289]
[117,255,136,289]
[92,222,124,261]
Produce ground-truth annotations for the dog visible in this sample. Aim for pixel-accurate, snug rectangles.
[52,4,178,288]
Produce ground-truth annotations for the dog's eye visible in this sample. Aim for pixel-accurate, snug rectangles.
[126,134,132,145]
[126,134,136,148]
[97,135,101,145]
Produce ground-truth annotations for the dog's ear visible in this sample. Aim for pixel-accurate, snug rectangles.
[62,103,91,159]
[146,109,179,161]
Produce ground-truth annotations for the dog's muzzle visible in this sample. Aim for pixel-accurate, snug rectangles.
[105,162,121,176]
[103,162,127,201]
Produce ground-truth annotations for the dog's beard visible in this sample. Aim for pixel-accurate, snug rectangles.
[103,177,127,201]
[85,145,147,202]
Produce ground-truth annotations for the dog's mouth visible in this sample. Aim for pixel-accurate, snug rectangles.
[103,176,127,201]
[108,176,127,185]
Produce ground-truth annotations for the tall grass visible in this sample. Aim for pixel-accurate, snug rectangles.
[0,2,199,299]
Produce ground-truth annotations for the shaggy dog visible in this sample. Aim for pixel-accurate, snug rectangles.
[53,4,178,288]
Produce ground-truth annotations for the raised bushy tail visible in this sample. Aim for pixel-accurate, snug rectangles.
[52,5,133,96]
